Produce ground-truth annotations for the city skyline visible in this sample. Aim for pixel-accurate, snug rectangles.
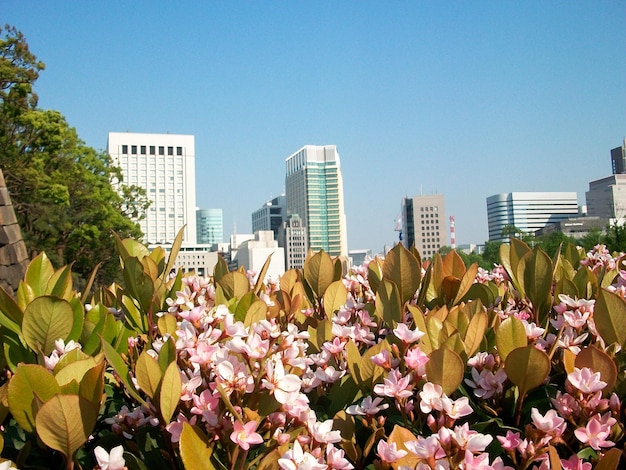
[4,2,625,253]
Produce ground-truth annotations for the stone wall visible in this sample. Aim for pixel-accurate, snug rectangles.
[0,170,29,296]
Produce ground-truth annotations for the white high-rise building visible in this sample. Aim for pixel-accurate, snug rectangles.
[486,192,579,242]
[107,132,197,246]
[285,145,348,257]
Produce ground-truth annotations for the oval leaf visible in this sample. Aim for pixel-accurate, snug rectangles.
[575,346,618,393]
[323,280,347,316]
[8,364,61,433]
[425,347,464,396]
[159,361,182,424]
[135,350,163,400]
[504,345,550,398]
[304,250,334,299]
[383,244,421,305]
[35,394,98,461]
[22,296,75,355]
[496,316,527,362]
[594,289,626,348]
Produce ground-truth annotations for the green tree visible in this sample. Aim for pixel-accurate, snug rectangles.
[0,25,149,287]
[534,231,577,258]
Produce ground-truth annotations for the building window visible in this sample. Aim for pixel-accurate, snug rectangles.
[150,146,156,155]
[131,145,137,154]
[177,147,183,156]
[159,146,165,155]
[140,145,147,155]
[168,147,174,155]
[121,145,128,154]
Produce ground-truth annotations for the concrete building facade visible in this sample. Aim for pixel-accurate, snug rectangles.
[486,192,579,242]
[401,194,448,258]
[108,132,197,245]
[285,145,347,257]
[585,174,626,220]
[278,214,308,270]
[235,231,285,281]
[611,139,626,175]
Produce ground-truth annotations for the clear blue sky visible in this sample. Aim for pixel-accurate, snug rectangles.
[4,1,625,253]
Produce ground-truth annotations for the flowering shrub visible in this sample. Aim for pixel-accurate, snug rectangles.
[0,233,624,469]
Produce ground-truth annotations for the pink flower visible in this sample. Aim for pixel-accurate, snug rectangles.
[497,430,521,452]
[567,367,607,394]
[405,346,429,374]
[373,369,413,400]
[419,382,443,413]
[561,454,592,470]
[346,396,389,416]
[278,440,328,470]
[574,413,616,450]
[230,420,264,451]
[376,440,407,463]
[94,445,126,470]
[323,337,347,355]
[326,444,354,469]
[531,408,566,438]
[405,435,445,460]
[441,396,473,419]
[465,368,507,399]
[166,413,197,443]
[393,323,425,344]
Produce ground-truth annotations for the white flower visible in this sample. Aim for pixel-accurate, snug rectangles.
[94,445,126,470]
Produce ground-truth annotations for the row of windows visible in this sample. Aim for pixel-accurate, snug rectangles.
[121,145,184,156]
[420,206,439,212]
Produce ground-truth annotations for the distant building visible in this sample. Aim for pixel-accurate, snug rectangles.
[235,231,285,281]
[349,249,372,267]
[285,145,348,257]
[486,192,579,243]
[535,216,609,238]
[196,208,223,246]
[107,132,197,245]
[252,195,286,242]
[278,214,308,270]
[401,194,448,258]
[611,139,626,174]
[171,246,220,277]
[585,174,626,220]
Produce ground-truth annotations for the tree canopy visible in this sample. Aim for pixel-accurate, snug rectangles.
[0,25,149,287]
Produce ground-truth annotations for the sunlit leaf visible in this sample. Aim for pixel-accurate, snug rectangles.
[388,425,419,470]
[22,296,75,355]
[217,271,250,301]
[244,299,268,328]
[505,345,550,399]
[425,347,464,396]
[323,280,347,316]
[375,279,402,328]
[35,394,98,461]
[303,250,334,299]
[24,252,55,297]
[383,243,421,304]
[575,346,618,393]
[463,310,488,357]
[496,316,527,362]
[159,361,182,424]
[594,289,626,348]
[452,263,479,306]
[54,357,97,387]
[135,350,162,399]
[519,248,553,325]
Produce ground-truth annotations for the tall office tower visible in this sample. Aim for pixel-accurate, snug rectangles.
[278,214,308,270]
[196,208,223,245]
[610,139,626,174]
[586,174,626,219]
[486,192,579,242]
[108,132,197,245]
[285,145,348,257]
[400,194,448,258]
[251,195,286,242]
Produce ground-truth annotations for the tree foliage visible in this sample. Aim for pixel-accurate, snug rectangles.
[0,25,149,287]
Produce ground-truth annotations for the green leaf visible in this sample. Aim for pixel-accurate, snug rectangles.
[8,364,61,433]
[179,423,217,470]
[158,336,177,373]
[374,279,402,328]
[323,280,348,316]
[254,252,273,296]
[217,271,250,301]
[123,257,155,312]
[135,350,162,399]
[496,316,527,362]
[243,299,268,328]
[78,359,105,409]
[452,263,479,306]
[504,345,550,399]
[1,329,36,372]
[158,361,182,424]
[35,394,98,461]
[594,289,626,348]
[163,226,185,281]
[48,265,73,299]
[157,313,178,338]
[0,285,24,328]
[425,347,465,396]
[234,291,257,323]
[520,248,553,325]
[303,250,335,299]
[382,243,421,305]
[213,255,229,284]
[463,310,488,357]
[367,257,383,295]
[54,357,97,387]
[22,296,75,355]
[24,253,55,297]
[101,339,146,405]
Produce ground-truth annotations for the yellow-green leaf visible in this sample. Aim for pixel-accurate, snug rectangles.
[158,313,178,337]
[496,317,527,362]
[594,289,626,348]
[159,361,182,424]
[217,271,250,301]
[24,253,55,297]
[35,394,98,461]
[383,243,421,305]
[323,280,347,316]
[575,346,618,393]
[520,248,553,325]
[22,296,75,355]
[388,425,419,470]
[505,345,550,398]
[243,299,268,328]
[464,310,488,357]
[453,263,479,306]
[425,347,464,396]
[304,250,334,299]
[179,422,217,470]
[54,357,98,387]
[8,364,61,433]
[375,279,402,328]
[135,350,162,399]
